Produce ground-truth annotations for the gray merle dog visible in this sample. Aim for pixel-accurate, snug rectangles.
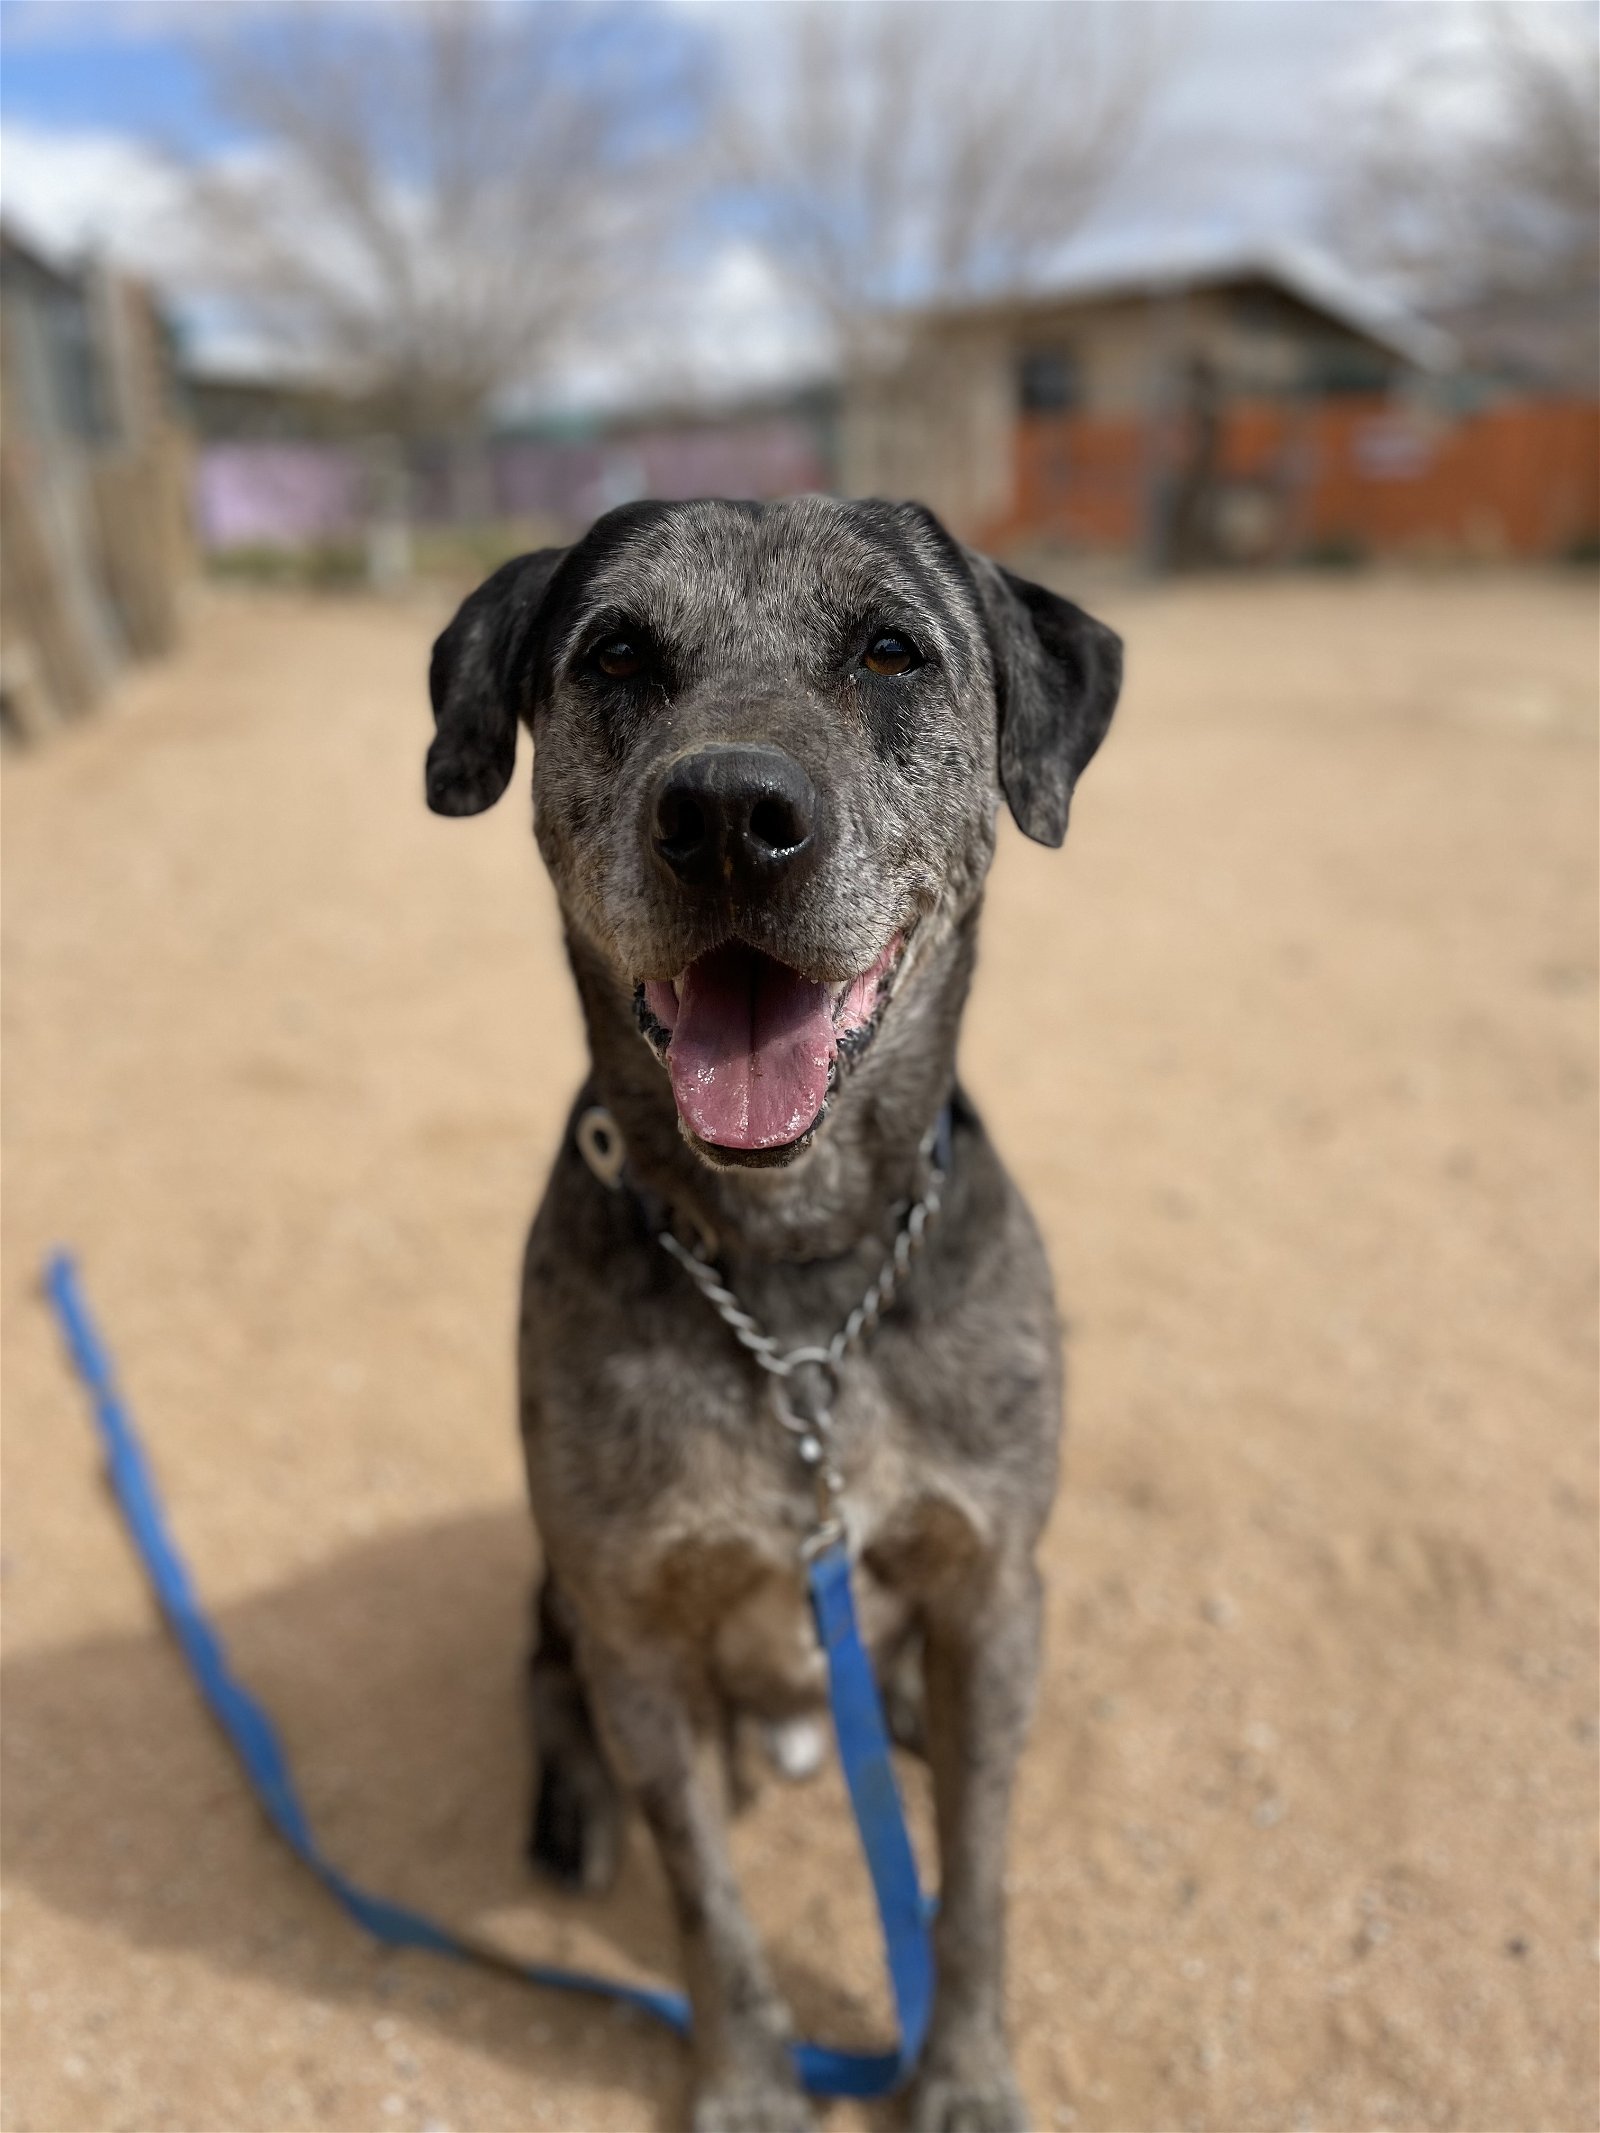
[425,497,1121,2133]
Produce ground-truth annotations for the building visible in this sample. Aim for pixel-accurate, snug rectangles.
[842,240,1599,565]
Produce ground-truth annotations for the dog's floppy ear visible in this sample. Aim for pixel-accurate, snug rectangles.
[426,547,569,816]
[966,552,1123,847]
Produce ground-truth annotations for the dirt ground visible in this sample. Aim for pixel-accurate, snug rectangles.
[3,569,1596,2133]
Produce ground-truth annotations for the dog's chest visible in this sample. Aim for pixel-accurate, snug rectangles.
[598,1364,992,1710]
[524,1159,1059,1694]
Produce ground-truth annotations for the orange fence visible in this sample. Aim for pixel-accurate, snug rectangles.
[989,396,1600,563]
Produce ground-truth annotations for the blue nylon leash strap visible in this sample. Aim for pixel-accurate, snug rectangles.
[41,1249,933,2099]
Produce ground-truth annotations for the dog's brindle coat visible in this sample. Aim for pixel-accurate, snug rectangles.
[426,497,1121,2133]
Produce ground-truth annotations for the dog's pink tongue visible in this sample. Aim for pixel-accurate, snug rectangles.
[668,945,834,1149]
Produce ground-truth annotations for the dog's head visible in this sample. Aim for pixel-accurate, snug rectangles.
[427,496,1121,1168]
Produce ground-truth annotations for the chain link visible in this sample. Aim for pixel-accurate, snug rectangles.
[656,1123,947,1555]
[657,1127,945,1383]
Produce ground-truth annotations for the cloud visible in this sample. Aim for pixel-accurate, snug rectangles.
[0,120,336,381]
[1325,0,1597,143]
[3,2,1524,415]
[519,239,834,417]
[0,113,830,407]
[0,119,187,269]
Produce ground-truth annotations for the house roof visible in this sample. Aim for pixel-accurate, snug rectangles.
[922,233,1455,372]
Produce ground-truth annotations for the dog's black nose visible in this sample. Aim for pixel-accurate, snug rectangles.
[652,745,819,892]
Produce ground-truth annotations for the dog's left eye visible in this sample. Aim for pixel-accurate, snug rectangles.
[594,638,645,680]
[862,633,921,677]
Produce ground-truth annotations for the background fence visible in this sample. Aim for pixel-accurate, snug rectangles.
[0,232,193,738]
[994,395,1600,565]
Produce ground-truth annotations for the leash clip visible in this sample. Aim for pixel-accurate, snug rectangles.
[800,1516,847,1564]
[771,1371,846,1559]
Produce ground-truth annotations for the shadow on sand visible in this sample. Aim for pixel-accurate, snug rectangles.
[2,1505,899,2126]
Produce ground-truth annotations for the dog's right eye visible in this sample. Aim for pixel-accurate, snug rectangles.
[594,638,645,680]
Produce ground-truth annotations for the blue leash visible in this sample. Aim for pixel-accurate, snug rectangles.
[41,1250,934,2099]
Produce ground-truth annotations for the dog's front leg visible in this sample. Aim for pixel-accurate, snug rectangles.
[582,1640,813,2133]
[910,1552,1042,2133]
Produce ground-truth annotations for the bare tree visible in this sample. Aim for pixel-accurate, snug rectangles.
[717,2,1167,374]
[1329,2,1599,385]
[180,1,702,442]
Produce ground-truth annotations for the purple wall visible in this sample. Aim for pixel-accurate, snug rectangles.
[490,417,830,523]
[194,414,832,553]
[195,444,365,550]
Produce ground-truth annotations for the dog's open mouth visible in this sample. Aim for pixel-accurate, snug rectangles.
[635,935,903,1155]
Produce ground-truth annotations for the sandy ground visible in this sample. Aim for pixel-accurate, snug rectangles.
[2,570,1596,2133]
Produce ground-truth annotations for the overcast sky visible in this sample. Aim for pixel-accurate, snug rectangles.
[0,0,1581,407]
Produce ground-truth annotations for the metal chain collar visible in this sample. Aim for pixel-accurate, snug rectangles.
[659,1128,946,1557]
[577,1106,947,1559]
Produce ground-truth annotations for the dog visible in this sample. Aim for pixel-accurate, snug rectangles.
[425,496,1121,2133]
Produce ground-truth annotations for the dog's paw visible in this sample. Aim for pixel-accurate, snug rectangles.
[907,2069,1031,2133]
[528,1749,621,1893]
[690,2073,815,2133]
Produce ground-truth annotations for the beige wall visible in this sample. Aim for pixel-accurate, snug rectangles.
[840,320,1016,530]
[1010,288,1376,412]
